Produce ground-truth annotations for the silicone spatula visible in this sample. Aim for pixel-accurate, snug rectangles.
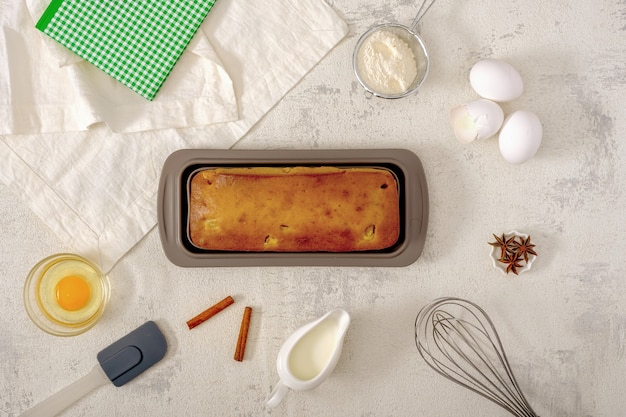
[20,321,167,417]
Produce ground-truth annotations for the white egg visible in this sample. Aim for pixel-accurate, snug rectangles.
[450,99,504,144]
[469,59,524,102]
[498,110,542,164]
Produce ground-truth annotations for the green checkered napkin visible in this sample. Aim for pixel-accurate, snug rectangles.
[36,0,217,100]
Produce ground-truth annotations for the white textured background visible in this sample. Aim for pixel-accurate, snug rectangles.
[2,0,626,416]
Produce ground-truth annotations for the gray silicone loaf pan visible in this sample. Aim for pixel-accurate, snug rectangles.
[157,149,428,267]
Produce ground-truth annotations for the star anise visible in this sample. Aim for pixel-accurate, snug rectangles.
[489,232,538,275]
[488,233,516,261]
[502,251,524,275]
[512,235,537,262]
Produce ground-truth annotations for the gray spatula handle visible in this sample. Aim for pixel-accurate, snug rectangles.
[20,364,110,417]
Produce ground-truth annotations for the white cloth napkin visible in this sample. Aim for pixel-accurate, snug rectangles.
[0,0,348,271]
[5,0,241,133]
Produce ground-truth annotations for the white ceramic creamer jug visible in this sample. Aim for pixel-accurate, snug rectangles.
[266,308,351,409]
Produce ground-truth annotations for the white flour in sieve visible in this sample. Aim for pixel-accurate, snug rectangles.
[356,30,418,95]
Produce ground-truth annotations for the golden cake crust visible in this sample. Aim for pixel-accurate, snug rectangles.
[188,166,400,252]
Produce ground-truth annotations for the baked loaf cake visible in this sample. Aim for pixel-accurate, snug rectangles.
[188,166,400,252]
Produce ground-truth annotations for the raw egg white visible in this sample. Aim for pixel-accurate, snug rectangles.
[469,59,524,102]
[498,110,543,164]
[450,98,504,143]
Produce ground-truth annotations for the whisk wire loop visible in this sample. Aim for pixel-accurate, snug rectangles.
[433,313,532,416]
[415,298,539,417]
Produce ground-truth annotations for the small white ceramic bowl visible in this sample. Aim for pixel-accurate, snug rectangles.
[489,231,537,275]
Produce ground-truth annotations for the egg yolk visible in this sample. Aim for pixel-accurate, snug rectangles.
[55,275,91,311]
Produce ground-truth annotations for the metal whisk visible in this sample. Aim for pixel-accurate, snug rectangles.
[414,297,539,417]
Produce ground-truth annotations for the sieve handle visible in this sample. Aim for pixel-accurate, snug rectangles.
[409,0,437,31]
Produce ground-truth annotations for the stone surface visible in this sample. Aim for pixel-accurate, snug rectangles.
[2,0,626,416]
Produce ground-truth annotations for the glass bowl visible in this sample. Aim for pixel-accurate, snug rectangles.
[24,253,110,336]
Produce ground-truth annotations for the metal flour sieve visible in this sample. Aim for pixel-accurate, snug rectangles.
[353,0,437,99]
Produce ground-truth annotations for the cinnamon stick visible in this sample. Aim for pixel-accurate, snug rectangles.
[234,306,252,362]
[186,295,235,330]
